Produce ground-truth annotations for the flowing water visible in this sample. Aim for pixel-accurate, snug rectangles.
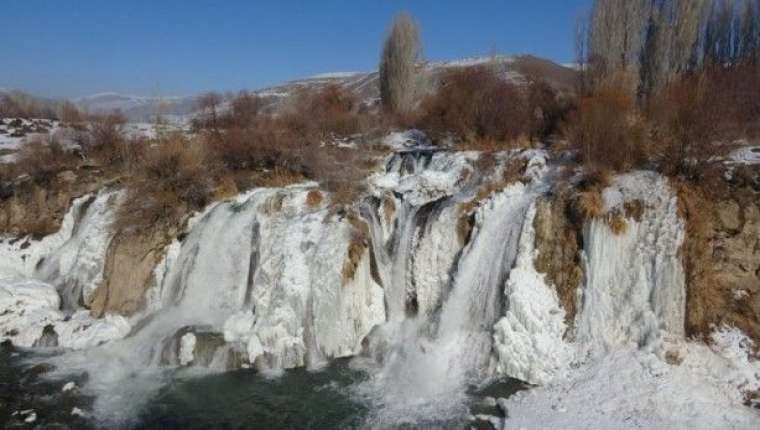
[0,146,690,429]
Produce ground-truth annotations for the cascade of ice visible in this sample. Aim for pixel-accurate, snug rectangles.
[363,149,478,321]
[574,171,686,357]
[36,190,122,310]
[357,150,551,426]
[41,184,385,424]
[0,189,130,350]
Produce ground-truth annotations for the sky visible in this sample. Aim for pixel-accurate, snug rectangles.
[1,0,591,99]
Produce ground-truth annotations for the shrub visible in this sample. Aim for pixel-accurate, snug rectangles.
[649,63,760,176]
[82,111,131,168]
[305,189,323,208]
[116,136,218,232]
[563,75,649,171]
[417,66,530,145]
[283,84,365,143]
[227,90,260,128]
[14,135,79,186]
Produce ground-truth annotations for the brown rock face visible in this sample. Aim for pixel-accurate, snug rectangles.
[533,192,583,335]
[0,169,106,238]
[679,183,760,346]
[89,229,170,317]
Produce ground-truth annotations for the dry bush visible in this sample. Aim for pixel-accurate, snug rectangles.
[342,211,370,283]
[58,101,83,124]
[14,135,79,186]
[305,189,323,208]
[648,74,715,176]
[116,136,217,233]
[417,66,530,145]
[81,111,132,168]
[606,211,628,235]
[526,78,571,139]
[574,190,604,220]
[650,64,760,176]
[226,91,260,128]
[563,74,649,171]
[284,84,366,143]
[193,92,224,134]
[255,167,306,188]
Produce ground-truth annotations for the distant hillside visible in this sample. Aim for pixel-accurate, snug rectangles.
[0,89,64,119]
[2,55,576,123]
[74,93,200,123]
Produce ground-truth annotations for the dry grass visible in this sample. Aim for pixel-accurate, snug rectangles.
[255,168,306,188]
[116,136,217,233]
[342,211,369,283]
[573,190,604,220]
[605,211,628,235]
[14,135,80,186]
[305,189,323,208]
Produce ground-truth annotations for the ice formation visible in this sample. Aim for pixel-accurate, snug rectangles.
[0,135,756,428]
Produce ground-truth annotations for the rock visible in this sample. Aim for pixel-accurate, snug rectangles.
[716,200,741,231]
[33,324,59,347]
[90,229,168,317]
[469,414,500,430]
[57,170,77,184]
[496,398,510,418]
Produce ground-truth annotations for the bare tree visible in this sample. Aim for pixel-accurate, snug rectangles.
[379,13,421,115]
[575,12,592,95]
[196,92,223,134]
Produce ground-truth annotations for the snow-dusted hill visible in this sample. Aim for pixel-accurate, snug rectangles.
[2,54,576,123]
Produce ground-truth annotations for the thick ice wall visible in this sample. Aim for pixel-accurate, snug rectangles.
[575,171,686,357]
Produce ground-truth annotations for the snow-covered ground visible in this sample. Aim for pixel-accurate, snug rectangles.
[500,329,760,430]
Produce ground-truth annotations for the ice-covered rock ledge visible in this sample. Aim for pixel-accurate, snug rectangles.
[0,278,130,349]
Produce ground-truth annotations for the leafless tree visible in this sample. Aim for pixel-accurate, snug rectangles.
[379,13,421,115]
[196,92,223,133]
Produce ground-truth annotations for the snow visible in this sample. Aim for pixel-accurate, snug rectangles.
[62,381,76,392]
[179,333,196,365]
[493,203,572,385]
[0,278,130,348]
[500,330,760,430]
[0,193,93,278]
[310,71,363,79]
[0,279,61,347]
[726,145,760,165]
[381,129,434,150]
[223,310,255,343]
[427,55,515,69]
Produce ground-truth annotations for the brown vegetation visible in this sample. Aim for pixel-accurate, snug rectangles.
[115,136,218,233]
[13,135,80,186]
[416,66,530,145]
[563,74,649,172]
[533,193,583,333]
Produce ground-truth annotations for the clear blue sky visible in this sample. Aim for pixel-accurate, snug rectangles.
[1,0,591,98]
